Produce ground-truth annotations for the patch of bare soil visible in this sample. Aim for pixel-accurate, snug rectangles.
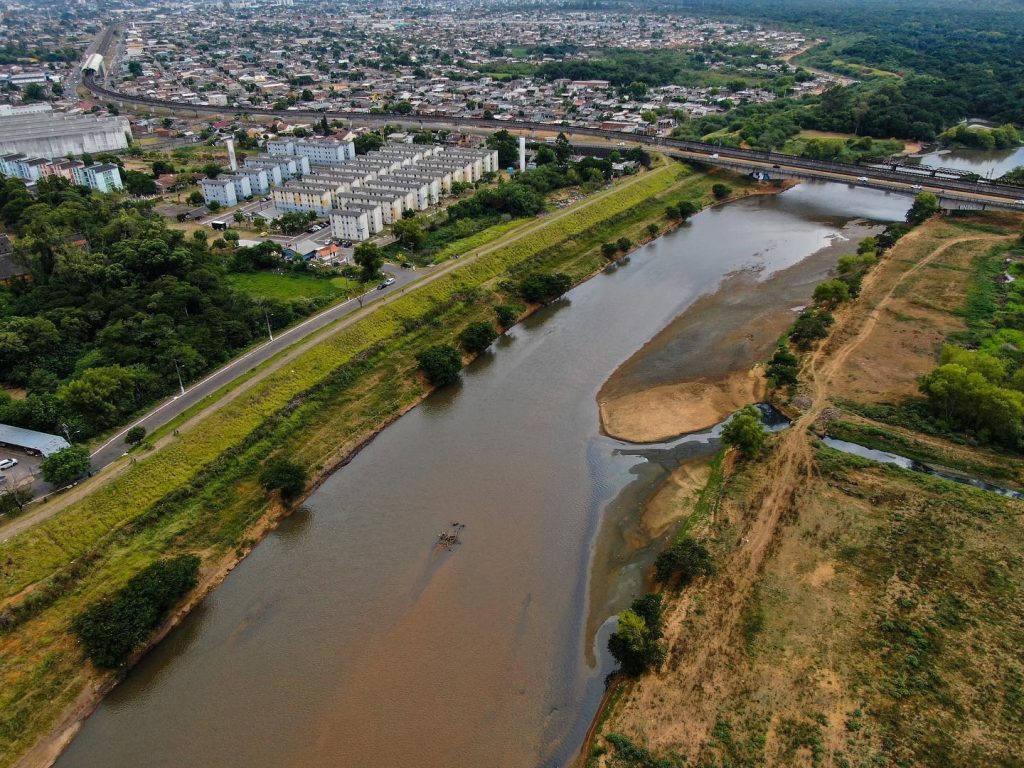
[600,369,766,443]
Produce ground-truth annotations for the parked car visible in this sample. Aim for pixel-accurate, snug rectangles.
[911,184,923,190]
[857,176,870,182]
[377,277,396,289]
[400,262,413,269]
[341,240,353,248]
[710,153,719,159]
[0,458,18,471]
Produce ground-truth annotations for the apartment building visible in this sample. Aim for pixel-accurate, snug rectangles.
[267,137,356,165]
[72,163,124,193]
[330,202,385,242]
[272,180,334,215]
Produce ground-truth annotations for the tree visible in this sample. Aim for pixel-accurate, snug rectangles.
[517,272,572,304]
[486,129,519,168]
[601,242,618,258]
[127,60,143,77]
[712,183,732,200]
[125,425,146,445]
[123,170,157,196]
[654,537,714,585]
[766,346,800,387]
[72,555,200,668]
[188,190,205,205]
[354,131,384,155]
[813,278,851,307]
[608,594,665,676]
[259,458,307,501]
[201,162,223,179]
[353,242,384,280]
[458,321,498,355]
[721,405,768,459]
[616,237,632,252]
[645,223,659,238]
[392,216,426,250]
[152,160,174,177]
[494,304,520,328]
[41,445,91,486]
[416,344,462,386]
[554,133,573,165]
[790,308,834,350]
[22,82,46,102]
[906,192,940,225]
[207,200,221,212]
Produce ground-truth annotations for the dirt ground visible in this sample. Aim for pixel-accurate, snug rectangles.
[590,215,1024,767]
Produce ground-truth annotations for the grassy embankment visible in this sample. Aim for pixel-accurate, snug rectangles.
[227,271,362,302]
[591,214,1024,767]
[0,158,755,767]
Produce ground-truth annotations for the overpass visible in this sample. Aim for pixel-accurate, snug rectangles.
[82,72,1024,212]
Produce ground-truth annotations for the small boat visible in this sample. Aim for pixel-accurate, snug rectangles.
[435,522,465,551]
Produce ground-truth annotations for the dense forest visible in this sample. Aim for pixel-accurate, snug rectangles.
[0,178,286,439]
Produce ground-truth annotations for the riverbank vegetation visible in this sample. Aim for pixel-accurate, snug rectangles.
[0,156,763,768]
[590,209,1024,768]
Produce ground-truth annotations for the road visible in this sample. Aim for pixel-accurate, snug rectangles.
[87,260,415,470]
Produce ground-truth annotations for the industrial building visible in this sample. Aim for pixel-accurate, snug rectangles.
[0,107,131,159]
[0,424,71,458]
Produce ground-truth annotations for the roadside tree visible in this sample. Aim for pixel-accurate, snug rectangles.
[41,445,91,486]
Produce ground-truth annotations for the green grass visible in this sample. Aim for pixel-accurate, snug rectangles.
[228,271,361,301]
[0,160,750,767]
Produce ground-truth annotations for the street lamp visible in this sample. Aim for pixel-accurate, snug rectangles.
[172,359,185,396]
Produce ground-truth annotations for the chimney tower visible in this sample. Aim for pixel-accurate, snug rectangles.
[518,135,526,173]
[225,137,238,171]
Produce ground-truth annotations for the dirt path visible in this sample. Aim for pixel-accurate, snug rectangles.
[0,165,682,544]
[600,226,1014,755]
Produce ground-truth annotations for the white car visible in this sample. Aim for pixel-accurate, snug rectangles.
[911,184,923,190]
[1016,199,1024,206]
[710,153,720,159]
[857,176,870,182]
[0,458,18,471]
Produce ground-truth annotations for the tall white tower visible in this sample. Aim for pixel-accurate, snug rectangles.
[518,135,526,173]
[224,137,238,171]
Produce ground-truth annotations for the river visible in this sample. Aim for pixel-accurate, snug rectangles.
[909,145,1024,179]
[56,182,909,768]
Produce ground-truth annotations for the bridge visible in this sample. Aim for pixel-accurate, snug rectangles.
[82,72,1024,213]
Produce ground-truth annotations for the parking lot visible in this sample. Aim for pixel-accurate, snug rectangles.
[0,447,45,497]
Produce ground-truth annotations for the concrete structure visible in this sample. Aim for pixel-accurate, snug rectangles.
[72,163,123,193]
[0,424,71,457]
[268,137,355,165]
[330,202,384,242]
[272,180,334,215]
[200,175,244,207]
[239,167,270,195]
[0,110,130,159]
[225,137,238,171]
[519,135,526,172]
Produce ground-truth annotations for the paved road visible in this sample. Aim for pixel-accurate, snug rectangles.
[88,262,417,469]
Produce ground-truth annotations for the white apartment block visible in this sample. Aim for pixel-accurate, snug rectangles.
[239,167,270,195]
[272,181,334,215]
[330,202,385,242]
[72,163,123,193]
[267,137,355,165]
[200,176,240,207]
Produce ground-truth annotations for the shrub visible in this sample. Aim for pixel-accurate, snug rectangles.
[259,458,308,501]
[766,346,800,386]
[458,321,498,355]
[601,242,618,258]
[722,405,768,459]
[790,308,834,350]
[72,555,200,668]
[645,223,660,237]
[608,594,666,676]
[616,236,632,252]
[678,200,700,218]
[494,304,520,328]
[416,344,462,386]
[40,445,91,486]
[125,425,147,445]
[906,191,940,225]
[517,272,572,304]
[654,537,715,585]
[712,183,732,199]
[813,278,851,307]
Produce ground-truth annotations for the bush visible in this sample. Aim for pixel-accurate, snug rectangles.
[813,278,851,307]
[766,346,800,387]
[124,425,147,445]
[608,594,666,676]
[72,555,200,668]
[458,321,498,354]
[654,537,715,585]
[494,304,520,328]
[259,458,307,501]
[616,236,632,252]
[645,222,660,237]
[712,183,732,199]
[601,242,618,258]
[40,445,91,486]
[790,308,834,350]
[517,272,572,304]
[416,344,462,386]
[906,192,940,225]
[722,405,768,459]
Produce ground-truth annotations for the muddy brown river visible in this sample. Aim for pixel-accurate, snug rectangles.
[56,182,908,768]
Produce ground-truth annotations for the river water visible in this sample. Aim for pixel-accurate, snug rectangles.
[909,145,1024,179]
[56,182,909,768]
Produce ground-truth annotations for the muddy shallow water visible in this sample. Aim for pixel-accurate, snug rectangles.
[56,182,908,768]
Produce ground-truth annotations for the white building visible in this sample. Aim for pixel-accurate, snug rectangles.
[272,180,334,215]
[239,167,270,195]
[200,176,241,207]
[72,163,123,193]
[267,137,355,165]
[330,202,385,242]
[0,110,131,159]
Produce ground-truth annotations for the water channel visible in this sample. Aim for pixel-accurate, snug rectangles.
[909,145,1024,180]
[56,182,910,768]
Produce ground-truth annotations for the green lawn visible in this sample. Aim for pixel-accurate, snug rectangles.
[229,271,361,301]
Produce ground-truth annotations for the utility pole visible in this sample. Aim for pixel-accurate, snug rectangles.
[263,306,274,341]
[173,359,185,396]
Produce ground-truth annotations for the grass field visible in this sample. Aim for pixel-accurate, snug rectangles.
[228,271,361,301]
[0,159,759,767]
